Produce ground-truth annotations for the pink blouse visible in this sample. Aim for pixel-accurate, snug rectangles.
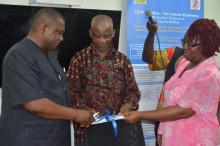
[158,57,220,146]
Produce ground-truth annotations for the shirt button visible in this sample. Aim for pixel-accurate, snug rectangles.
[58,75,61,80]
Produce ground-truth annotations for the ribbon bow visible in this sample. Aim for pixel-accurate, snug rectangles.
[95,110,119,139]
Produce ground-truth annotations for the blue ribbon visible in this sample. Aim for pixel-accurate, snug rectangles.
[96,110,118,139]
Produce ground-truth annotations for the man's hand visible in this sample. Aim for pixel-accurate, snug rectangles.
[157,134,162,146]
[119,103,132,114]
[74,109,94,127]
[123,111,142,124]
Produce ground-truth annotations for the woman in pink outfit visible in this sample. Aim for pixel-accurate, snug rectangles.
[124,18,220,146]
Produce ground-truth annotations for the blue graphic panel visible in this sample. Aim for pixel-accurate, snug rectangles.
[127,0,204,64]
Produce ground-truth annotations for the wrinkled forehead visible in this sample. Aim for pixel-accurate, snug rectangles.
[91,23,113,34]
[47,16,65,26]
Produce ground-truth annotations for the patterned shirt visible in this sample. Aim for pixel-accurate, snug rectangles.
[149,47,183,109]
[67,46,140,141]
[148,47,175,71]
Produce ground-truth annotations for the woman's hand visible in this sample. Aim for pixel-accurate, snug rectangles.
[123,111,142,124]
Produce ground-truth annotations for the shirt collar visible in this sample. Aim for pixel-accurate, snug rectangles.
[90,44,116,60]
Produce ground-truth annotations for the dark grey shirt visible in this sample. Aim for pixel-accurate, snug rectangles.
[0,38,71,146]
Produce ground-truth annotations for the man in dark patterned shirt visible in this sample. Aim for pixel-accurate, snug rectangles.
[67,14,140,146]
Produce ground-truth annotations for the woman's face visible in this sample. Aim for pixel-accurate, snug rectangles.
[184,37,205,64]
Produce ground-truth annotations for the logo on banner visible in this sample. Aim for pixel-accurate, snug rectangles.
[134,0,147,4]
[190,0,200,10]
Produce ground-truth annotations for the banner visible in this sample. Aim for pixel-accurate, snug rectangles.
[127,0,204,64]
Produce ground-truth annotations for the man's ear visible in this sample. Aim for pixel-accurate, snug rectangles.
[112,29,115,37]
[89,29,92,38]
[40,23,47,34]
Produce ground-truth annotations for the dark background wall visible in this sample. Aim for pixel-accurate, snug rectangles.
[0,4,121,86]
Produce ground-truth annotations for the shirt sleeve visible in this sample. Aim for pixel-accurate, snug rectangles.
[4,51,45,107]
[122,58,140,110]
[66,55,87,108]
